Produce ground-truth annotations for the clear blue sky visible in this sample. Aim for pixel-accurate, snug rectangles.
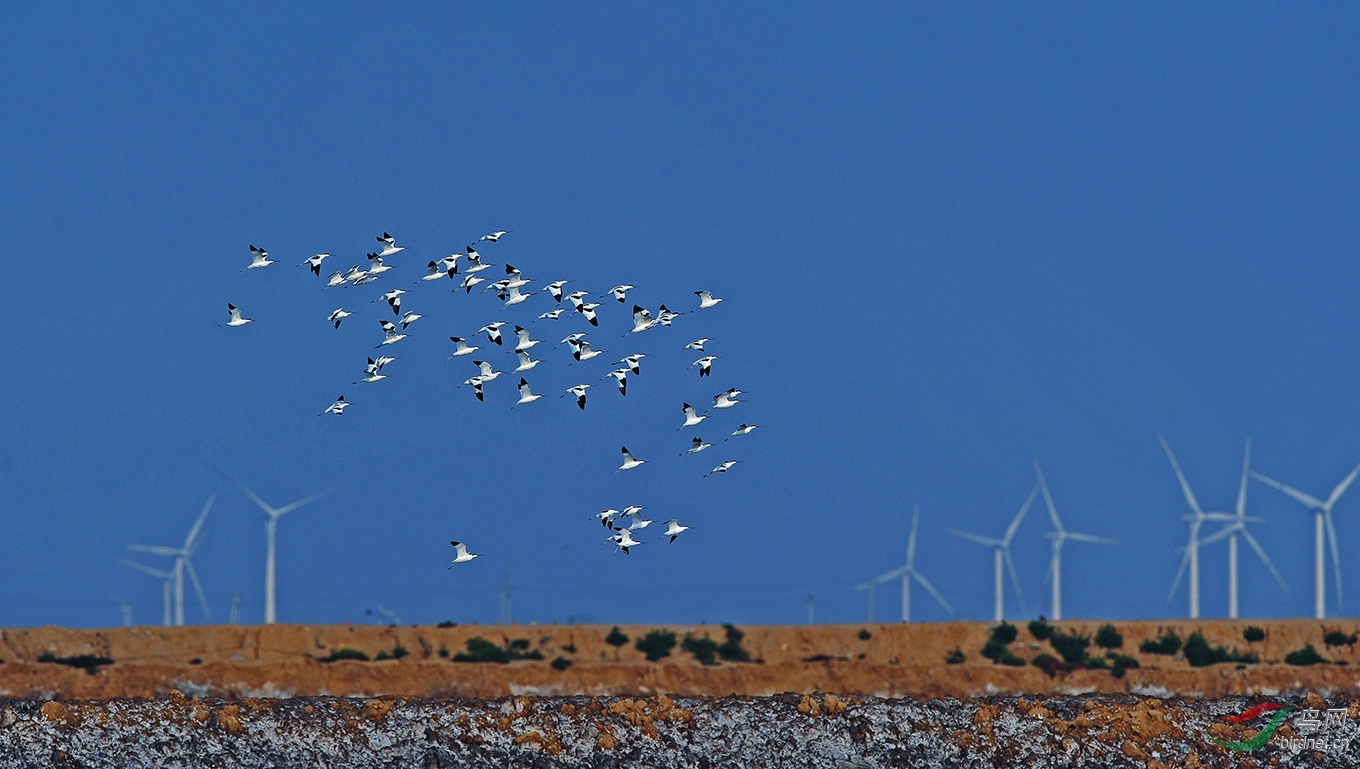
[3,4,1359,628]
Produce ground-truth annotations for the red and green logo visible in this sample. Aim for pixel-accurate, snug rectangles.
[1212,702,1293,751]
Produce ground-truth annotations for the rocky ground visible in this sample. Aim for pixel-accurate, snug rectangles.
[3,691,1360,768]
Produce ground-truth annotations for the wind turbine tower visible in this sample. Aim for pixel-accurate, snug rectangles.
[118,559,173,626]
[127,495,215,626]
[1197,441,1287,617]
[1251,459,1360,619]
[110,594,134,627]
[1034,460,1117,621]
[227,478,329,624]
[949,484,1037,622]
[856,506,952,622]
[499,564,513,624]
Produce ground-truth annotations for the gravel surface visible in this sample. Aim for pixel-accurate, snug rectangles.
[2,692,1359,767]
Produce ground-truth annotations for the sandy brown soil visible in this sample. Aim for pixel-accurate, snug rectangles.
[2,619,1358,699]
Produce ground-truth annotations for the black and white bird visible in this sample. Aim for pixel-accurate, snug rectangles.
[571,339,605,362]
[399,311,422,329]
[479,322,507,346]
[615,354,646,375]
[465,377,486,402]
[536,308,566,322]
[543,280,569,302]
[694,290,724,310]
[596,508,624,528]
[566,291,590,311]
[343,265,368,283]
[578,302,601,326]
[375,289,406,315]
[374,354,398,370]
[328,308,353,329]
[352,271,380,286]
[662,519,690,543]
[319,396,348,416]
[606,285,634,303]
[377,319,407,347]
[421,261,453,282]
[602,368,629,396]
[626,305,659,335]
[691,356,718,377]
[449,541,479,565]
[244,244,274,270]
[222,303,253,327]
[681,437,712,455]
[504,264,531,289]
[366,253,394,276]
[557,332,588,349]
[354,358,387,384]
[471,360,503,383]
[620,510,652,531]
[727,424,759,439]
[562,383,591,410]
[711,388,742,409]
[657,305,680,326]
[376,232,405,258]
[679,403,706,429]
[616,446,645,472]
[514,349,541,372]
[447,336,479,357]
[607,528,642,554]
[684,338,709,352]
[477,230,509,243]
[300,253,332,275]
[460,275,485,293]
[513,377,542,408]
[704,460,740,478]
[464,246,492,274]
[503,285,532,306]
[324,270,348,288]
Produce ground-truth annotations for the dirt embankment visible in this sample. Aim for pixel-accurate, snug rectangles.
[1,619,1359,699]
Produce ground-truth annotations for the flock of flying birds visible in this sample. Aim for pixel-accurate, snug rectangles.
[223,230,759,565]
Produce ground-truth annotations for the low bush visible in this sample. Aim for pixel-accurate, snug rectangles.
[1032,653,1062,677]
[1242,626,1265,643]
[436,620,456,628]
[682,634,719,665]
[998,651,1026,666]
[717,624,751,662]
[1110,654,1140,679]
[1323,631,1357,650]
[1140,631,1182,656]
[858,628,872,640]
[437,645,449,658]
[375,650,390,660]
[321,648,369,663]
[1285,644,1326,666]
[636,630,678,662]
[1083,654,1107,670]
[981,638,1009,663]
[1094,624,1123,650]
[561,642,577,654]
[37,652,114,675]
[551,656,573,671]
[1181,632,1256,667]
[605,627,630,648]
[1048,631,1090,665]
[944,648,965,665]
[451,637,545,663]
[1027,616,1054,641]
[989,621,1018,645]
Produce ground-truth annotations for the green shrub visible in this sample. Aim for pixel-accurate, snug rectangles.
[999,651,1026,666]
[1285,644,1326,666]
[858,628,872,640]
[437,620,456,628]
[561,642,577,654]
[37,652,114,675]
[390,645,407,659]
[1109,654,1140,679]
[437,645,449,658]
[717,624,751,662]
[1242,626,1265,643]
[1094,624,1123,650]
[989,622,1018,645]
[452,637,509,663]
[1083,654,1107,670]
[1027,616,1054,641]
[682,634,719,665]
[1179,632,1256,667]
[636,630,678,662]
[1323,631,1357,649]
[945,648,965,665]
[375,650,391,660]
[1032,653,1062,677]
[1140,631,1182,655]
[508,639,530,651]
[605,627,629,648]
[322,648,370,663]
[551,656,573,671]
[1048,631,1090,665]
[981,638,1009,663]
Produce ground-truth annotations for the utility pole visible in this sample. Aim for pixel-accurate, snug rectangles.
[499,563,513,624]
[805,594,816,625]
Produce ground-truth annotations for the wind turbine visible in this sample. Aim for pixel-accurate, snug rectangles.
[1251,459,1360,619]
[856,506,952,622]
[1034,460,1117,621]
[227,478,329,625]
[118,558,173,626]
[1195,441,1287,617]
[948,484,1037,622]
[110,594,134,627]
[1160,435,1235,619]
[126,495,214,626]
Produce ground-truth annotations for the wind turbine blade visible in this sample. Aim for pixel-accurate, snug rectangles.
[1325,511,1344,607]
[1063,532,1118,545]
[1034,459,1063,533]
[1002,548,1027,615]
[906,505,920,567]
[273,489,332,518]
[1197,525,1237,547]
[910,569,953,614]
[184,495,214,550]
[872,564,912,584]
[1236,440,1250,521]
[1167,547,1191,601]
[1159,434,1205,516]
[1238,528,1288,592]
[127,545,183,557]
[1326,462,1360,509]
[854,580,875,592]
[1250,471,1325,509]
[182,558,213,620]
[1004,484,1040,545]
[947,529,1003,548]
[118,558,171,580]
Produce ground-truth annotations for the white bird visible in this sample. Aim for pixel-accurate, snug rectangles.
[621,504,645,517]
[579,302,601,327]
[692,356,718,377]
[562,383,591,410]
[622,511,652,531]
[679,403,706,429]
[300,253,332,275]
[479,322,507,346]
[354,358,387,384]
[466,377,486,402]
[558,332,588,348]
[571,339,605,362]
[566,291,590,311]
[662,519,690,543]
[463,246,492,273]
[324,270,348,288]
[626,305,659,335]
[421,260,452,281]
[684,338,709,352]
[543,281,569,302]
[596,508,624,528]
[366,253,394,276]
[244,244,274,270]
[449,541,478,565]
[607,528,642,554]
[223,303,252,327]
[694,290,724,310]
[472,360,503,383]
[615,354,646,375]
[681,437,712,455]
[439,254,461,272]
[704,460,740,478]
[460,275,486,293]
[377,319,407,347]
[352,272,380,286]
[606,285,634,303]
[657,305,680,326]
[602,368,629,396]
[376,232,405,258]
[375,289,406,315]
[328,308,353,329]
[616,446,645,472]
[482,279,512,295]
[711,388,742,409]
[343,265,368,283]
[537,308,566,322]
[477,230,509,243]
[727,424,759,439]
[399,311,422,329]
[319,395,348,416]
[373,354,398,370]
[514,349,541,373]
[503,264,531,289]
[447,336,479,357]
[503,285,532,306]
[513,377,542,408]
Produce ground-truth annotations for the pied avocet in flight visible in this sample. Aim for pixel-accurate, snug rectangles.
[324,270,347,288]
[571,339,605,362]
[464,246,492,273]
[471,360,503,383]
[399,311,422,329]
[602,368,629,396]
[537,308,566,322]
[616,446,645,472]
[607,528,642,554]
[704,460,740,478]
[421,261,452,281]
[694,290,724,310]
[319,396,348,416]
[512,378,542,408]
[374,289,405,315]
[513,326,540,351]
[691,356,718,377]
[578,302,601,326]
[244,244,274,270]
[376,232,405,258]
[460,274,485,293]
[514,350,540,373]
[449,541,479,565]
[596,508,623,528]
[543,280,569,302]
[662,519,690,543]
[562,383,591,410]
[711,388,741,409]
[328,308,353,329]
[477,230,509,243]
[222,303,252,327]
[679,403,706,429]
[366,253,393,276]
[376,319,407,347]
[479,321,507,346]
[685,338,709,352]
[447,336,479,357]
[681,437,711,455]
[615,354,646,375]
[300,253,331,275]
[727,424,759,439]
[606,285,634,303]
